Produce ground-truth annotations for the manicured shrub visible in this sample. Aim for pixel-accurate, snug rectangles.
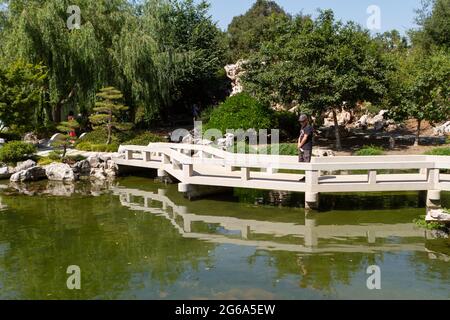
[258,143,299,156]
[48,150,63,161]
[413,215,447,231]
[123,132,166,146]
[76,141,119,152]
[355,145,384,156]
[0,141,36,164]
[205,93,275,134]
[66,154,87,162]
[425,147,450,156]
[38,157,61,166]
[77,129,120,145]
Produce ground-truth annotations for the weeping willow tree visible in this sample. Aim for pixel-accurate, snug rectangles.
[1,0,131,122]
[0,0,227,129]
[112,1,184,125]
[113,0,228,125]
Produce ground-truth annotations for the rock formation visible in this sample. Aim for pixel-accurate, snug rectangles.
[45,163,77,182]
[10,166,46,182]
[225,60,247,96]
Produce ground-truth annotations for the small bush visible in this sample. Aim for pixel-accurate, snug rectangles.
[77,129,120,145]
[425,147,450,156]
[413,215,447,231]
[66,154,87,162]
[0,141,37,164]
[258,143,299,156]
[355,145,384,156]
[38,157,61,166]
[123,132,166,146]
[205,93,275,133]
[76,141,119,152]
[48,150,63,161]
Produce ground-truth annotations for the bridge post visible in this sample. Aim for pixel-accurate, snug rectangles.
[241,167,250,181]
[157,169,168,178]
[178,183,190,193]
[426,190,441,209]
[305,170,319,210]
[183,164,193,178]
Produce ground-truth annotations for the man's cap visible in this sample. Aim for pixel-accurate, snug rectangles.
[299,114,308,122]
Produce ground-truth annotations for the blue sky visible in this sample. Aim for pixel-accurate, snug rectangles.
[205,0,423,34]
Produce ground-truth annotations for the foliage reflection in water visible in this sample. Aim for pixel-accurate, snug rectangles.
[0,178,448,300]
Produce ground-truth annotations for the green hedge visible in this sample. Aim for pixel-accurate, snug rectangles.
[77,129,120,145]
[425,147,450,156]
[76,129,166,151]
[205,93,275,134]
[76,141,120,152]
[258,143,299,156]
[123,132,166,146]
[0,141,37,164]
[355,145,384,156]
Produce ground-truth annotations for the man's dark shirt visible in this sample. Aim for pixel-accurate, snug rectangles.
[300,125,313,150]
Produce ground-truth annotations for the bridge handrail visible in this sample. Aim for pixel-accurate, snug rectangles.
[119,143,450,171]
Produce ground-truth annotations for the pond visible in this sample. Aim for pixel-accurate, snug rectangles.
[0,177,448,300]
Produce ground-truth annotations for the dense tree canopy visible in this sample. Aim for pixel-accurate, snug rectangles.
[387,48,450,145]
[0,0,227,127]
[227,0,289,62]
[243,10,390,149]
[412,0,450,49]
[0,60,47,133]
[0,0,448,148]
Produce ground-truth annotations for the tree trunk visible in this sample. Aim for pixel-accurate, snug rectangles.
[53,100,63,123]
[414,119,422,147]
[62,144,67,159]
[332,108,342,151]
[106,110,112,145]
[53,86,77,123]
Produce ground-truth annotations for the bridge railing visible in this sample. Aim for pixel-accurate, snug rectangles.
[116,143,450,193]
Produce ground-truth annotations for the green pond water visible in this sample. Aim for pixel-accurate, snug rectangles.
[0,177,449,300]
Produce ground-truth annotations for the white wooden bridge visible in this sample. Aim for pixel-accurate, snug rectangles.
[114,143,450,210]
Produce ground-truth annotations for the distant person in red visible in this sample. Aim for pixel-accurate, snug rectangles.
[67,111,77,143]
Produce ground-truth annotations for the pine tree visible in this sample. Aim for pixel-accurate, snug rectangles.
[54,120,80,159]
[89,87,131,145]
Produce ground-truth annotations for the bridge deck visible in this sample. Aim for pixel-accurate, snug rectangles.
[113,143,450,202]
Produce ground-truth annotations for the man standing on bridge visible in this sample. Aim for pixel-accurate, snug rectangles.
[298,114,314,163]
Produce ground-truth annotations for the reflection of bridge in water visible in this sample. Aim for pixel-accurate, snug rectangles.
[112,187,436,255]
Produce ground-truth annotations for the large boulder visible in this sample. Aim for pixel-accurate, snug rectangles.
[73,160,91,177]
[355,114,369,129]
[427,209,450,222]
[0,166,12,180]
[313,149,335,157]
[10,166,46,182]
[104,160,118,178]
[23,132,39,146]
[224,60,247,96]
[433,121,450,136]
[15,160,37,172]
[90,168,107,181]
[45,163,77,181]
[87,155,101,168]
[368,110,388,131]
